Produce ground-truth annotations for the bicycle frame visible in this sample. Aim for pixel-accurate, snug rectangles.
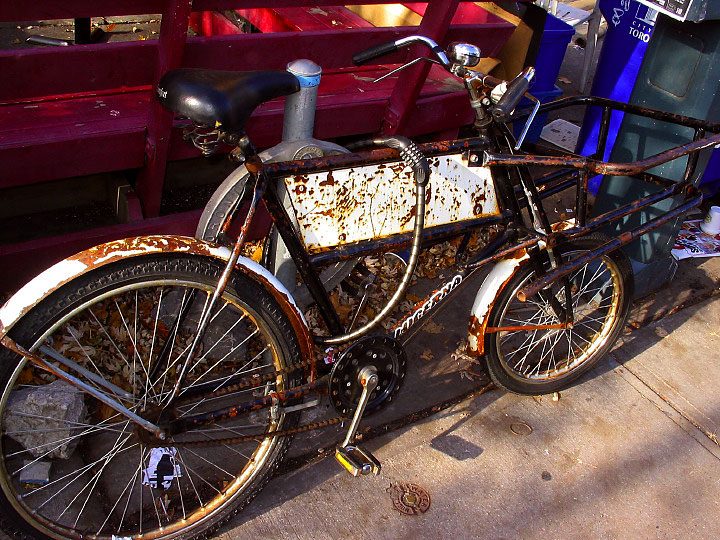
[136,93,711,431]
[0,93,713,438]
[138,93,713,430]
[234,97,709,338]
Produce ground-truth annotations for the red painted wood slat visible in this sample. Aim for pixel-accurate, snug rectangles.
[0,64,472,184]
[381,0,461,134]
[0,24,512,101]
[135,0,194,217]
[189,11,244,35]
[236,6,374,33]
[1,0,444,22]
[0,211,203,294]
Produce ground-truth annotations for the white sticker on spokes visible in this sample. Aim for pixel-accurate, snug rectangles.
[142,447,182,490]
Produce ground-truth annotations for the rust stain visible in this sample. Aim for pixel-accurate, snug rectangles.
[72,236,223,265]
[550,220,574,232]
[319,171,336,187]
[399,206,416,228]
[468,315,482,342]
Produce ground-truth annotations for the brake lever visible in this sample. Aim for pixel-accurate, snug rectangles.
[372,57,444,83]
[514,94,541,151]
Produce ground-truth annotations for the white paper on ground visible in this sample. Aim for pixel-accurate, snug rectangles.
[540,119,581,152]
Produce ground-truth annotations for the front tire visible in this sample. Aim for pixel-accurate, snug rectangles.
[0,254,302,540]
[484,236,633,395]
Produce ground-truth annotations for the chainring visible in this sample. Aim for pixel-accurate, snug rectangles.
[328,335,407,416]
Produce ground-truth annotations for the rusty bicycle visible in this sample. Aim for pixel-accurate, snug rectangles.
[0,35,717,540]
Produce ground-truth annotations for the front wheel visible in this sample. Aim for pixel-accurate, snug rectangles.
[484,235,633,395]
[0,254,303,540]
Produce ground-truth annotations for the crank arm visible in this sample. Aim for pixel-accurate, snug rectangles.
[340,366,378,447]
[335,366,382,476]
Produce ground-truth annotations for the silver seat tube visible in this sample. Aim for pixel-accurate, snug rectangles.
[283,59,322,141]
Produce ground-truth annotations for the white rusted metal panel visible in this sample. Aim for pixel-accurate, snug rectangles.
[284,153,500,252]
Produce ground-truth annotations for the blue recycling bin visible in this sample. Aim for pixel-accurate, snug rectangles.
[588,6,720,297]
[576,0,720,196]
[575,0,658,194]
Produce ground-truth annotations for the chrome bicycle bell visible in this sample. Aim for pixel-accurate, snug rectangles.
[446,42,481,67]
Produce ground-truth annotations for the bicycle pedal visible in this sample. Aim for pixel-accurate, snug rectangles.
[335,445,381,477]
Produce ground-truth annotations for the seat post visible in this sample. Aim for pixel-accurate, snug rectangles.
[283,59,322,142]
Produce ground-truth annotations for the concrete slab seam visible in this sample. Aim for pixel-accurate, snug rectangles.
[608,356,720,456]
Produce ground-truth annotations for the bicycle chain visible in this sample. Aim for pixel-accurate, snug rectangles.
[167,355,349,448]
[174,356,317,408]
[171,416,347,447]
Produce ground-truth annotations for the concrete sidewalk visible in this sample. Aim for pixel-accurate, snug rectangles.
[221,274,720,539]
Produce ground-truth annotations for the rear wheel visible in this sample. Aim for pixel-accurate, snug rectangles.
[0,254,302,540]
[484,236,632,395]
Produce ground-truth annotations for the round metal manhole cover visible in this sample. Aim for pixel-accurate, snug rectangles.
[509,421,533,436]
[388,483,431,515]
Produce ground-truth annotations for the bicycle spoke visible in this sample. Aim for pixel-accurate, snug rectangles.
[98,457,142,536]
[114,298,156,407]
[25,440,138,506]
[174,448,222,499]
[181,446,234,479]
[69,428,134,529]
[1,269,296,539]
[152,288,191,401]
[187,311,247,374]
[174,447,204,509]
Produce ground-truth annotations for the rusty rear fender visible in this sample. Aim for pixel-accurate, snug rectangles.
[0,236,314,362]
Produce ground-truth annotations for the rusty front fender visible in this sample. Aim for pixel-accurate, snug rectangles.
[466,249,530,356]
[0,236,314,362]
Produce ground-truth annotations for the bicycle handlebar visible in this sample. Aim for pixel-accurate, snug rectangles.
[352,35,450,67]
[352,41,400,65]
[491,67,534,122]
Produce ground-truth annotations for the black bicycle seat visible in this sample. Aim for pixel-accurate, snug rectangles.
[157,69,300,132]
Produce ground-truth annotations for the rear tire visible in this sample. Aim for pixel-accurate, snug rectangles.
[0,254,302,540]
[484,236,633,395]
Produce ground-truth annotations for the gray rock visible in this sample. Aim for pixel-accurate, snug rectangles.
[4,379,87,459]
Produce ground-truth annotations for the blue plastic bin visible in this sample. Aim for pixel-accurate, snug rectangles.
[531,14,574,93]
[509,12,572,143]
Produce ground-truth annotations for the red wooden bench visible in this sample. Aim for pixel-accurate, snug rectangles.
[0,1,516,293]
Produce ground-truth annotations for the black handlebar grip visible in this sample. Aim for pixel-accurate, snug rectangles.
[352,41,399,65]
[491,76,530,122]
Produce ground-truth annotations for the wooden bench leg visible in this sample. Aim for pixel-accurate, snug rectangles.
[135,0,193,218]
[381,0,460,135]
